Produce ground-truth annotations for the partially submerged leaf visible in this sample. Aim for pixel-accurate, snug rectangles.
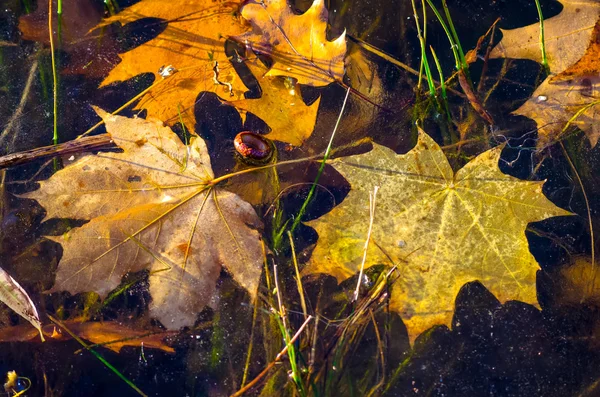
[304,130,572,340]
[0,266,44,341]
[490,0,600,75]
[237,0,346,86]
[513,18,600,148]
[24,109,264,330]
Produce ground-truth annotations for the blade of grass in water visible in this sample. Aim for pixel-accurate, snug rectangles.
[441,0,467,71]
[48,0,59,147]
[424,0,466,73]
[410,0,435,95]
[533,0,549,73]
[430,46,451,118]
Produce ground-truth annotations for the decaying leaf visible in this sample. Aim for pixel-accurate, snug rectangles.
[555,257,600,307]
[23,108,264,330]
[18,0,115,77]
[490,0,600,75]
[94,0,334,145]
[236,0,346,86]
[304,129,572,340]
[0,321,175,353]
[513,18,600,148]
[0,266,44,341]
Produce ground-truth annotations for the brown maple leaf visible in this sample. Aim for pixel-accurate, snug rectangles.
[490,0,600,75]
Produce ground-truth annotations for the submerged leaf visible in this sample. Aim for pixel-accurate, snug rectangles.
[304,130,572,340]
[0,321,175,353]
[0,266,44,341]
[24,109,264,330]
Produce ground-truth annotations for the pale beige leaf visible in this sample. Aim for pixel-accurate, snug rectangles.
[0,266,44,341]
[490,0,600,75]
[25,109,264,330]
[514,76,600,149]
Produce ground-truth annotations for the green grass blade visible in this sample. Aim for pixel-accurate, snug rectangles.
[533,0,550,73]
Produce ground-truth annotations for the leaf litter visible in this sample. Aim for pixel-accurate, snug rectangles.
[5,0,600,393]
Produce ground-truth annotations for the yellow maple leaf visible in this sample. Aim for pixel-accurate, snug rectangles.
[23,109,264,330]
[96,0,329,145]
[228,61,320,146]
[490,0,600,75]
[304,129,572,341]
[237,0,346,86]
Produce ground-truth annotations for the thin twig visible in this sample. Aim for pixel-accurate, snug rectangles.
[0,134,115,169]
[273,263,286,330]
[288,231,308,319]
[289,87,351,236]
[48,0,59,146]
[559,141,595,300]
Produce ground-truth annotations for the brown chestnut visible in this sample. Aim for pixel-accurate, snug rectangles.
[234,131,276,165]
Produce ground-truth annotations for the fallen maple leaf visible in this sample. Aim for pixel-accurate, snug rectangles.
[513,18,600,148]
[236,0,346,86]
[94,0,337,145]
[490,0,600,75]
[23,108,264,330]
[304,129,572,341]
[18,0,119,77]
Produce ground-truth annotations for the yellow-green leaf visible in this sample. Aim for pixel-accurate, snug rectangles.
[304,129,572,341]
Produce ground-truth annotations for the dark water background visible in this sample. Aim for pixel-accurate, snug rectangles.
[2,0,600,395]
